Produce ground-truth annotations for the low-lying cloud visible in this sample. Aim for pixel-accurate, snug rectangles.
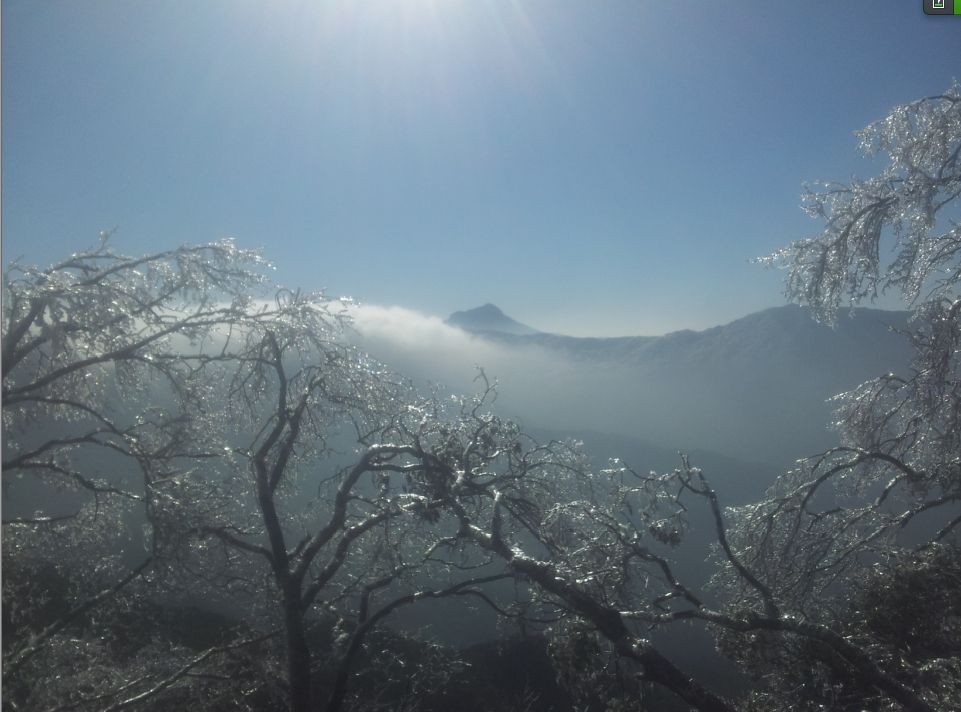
[347,303,576,418]
[345,303,763,462]
[345,302,913,468]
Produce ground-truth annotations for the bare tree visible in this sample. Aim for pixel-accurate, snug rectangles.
[1,238,299,708]
[421,86,961,712]
[325,376,743,711]
[405,381,945,710]
[711,84,961,710]
[8,86,958,712]
[183,328,524,712]
[2,239,533,712]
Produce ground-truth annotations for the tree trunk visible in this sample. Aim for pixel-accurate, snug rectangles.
[284,589,312,712]
[630,646,736,712]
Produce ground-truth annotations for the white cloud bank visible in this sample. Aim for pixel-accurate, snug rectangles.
[343,303,706,455]
[345,303,575,414]
[341,302,887,467]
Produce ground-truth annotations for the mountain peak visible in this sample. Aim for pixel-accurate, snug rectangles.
[471,303,506,317]
[446,304,540,336]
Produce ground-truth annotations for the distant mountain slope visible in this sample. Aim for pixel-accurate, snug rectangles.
[446,303,540,336]
[468,303,909,367]
[437,304,913,465]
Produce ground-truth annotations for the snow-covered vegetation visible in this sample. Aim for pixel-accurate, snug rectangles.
[3,87,960,712]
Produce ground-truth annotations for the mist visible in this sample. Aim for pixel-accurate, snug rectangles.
[347,302,913,470]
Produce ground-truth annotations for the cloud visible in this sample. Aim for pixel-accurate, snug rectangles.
[345,303,579,423]
[342,301,872,467]
[348,304,488,362]
[344,302,704,449]
[342,304,708,456]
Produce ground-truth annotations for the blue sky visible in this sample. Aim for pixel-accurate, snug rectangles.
[3,1,958,336]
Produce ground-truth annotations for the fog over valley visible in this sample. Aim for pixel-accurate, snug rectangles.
[350,301,914,468]
[4,3,959,711]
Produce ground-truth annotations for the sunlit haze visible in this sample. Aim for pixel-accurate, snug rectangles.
[2,1,957,335]
[5,5,961,709]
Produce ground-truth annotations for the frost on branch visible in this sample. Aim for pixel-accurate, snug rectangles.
[716,86,961,711]
[760,84,961,323]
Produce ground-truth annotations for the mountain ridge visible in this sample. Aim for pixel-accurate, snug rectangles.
[432,303,914,464]
[446,303,910,365]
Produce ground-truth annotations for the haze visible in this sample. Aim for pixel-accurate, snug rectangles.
[3,1,957,335]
